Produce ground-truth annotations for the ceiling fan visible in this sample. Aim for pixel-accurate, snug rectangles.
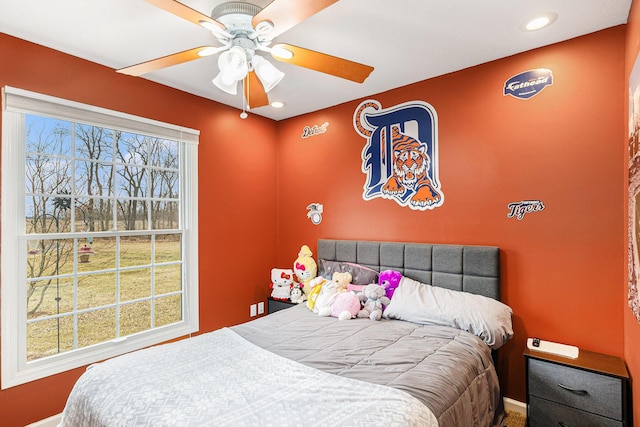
[117,0,374,113]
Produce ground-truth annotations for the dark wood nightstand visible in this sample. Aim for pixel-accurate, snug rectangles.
[524,347,631,426]
[267,297,297,314]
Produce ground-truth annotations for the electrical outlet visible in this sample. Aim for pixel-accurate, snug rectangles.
[257,301,264,315]
[250,304,257,317]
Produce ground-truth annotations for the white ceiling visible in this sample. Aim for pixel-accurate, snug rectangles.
[0,0,633,121]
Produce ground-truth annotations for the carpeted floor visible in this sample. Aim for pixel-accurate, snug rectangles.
[504,409,526,427]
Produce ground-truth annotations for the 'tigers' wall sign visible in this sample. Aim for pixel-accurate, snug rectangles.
[507,200,545,220]
[504,69,553,100]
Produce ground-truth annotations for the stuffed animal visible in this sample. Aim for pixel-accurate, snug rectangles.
[270,268,294,301]
[317,272,353,317]
[293,245,317,295]
[331,271,352,292]
[379,269,403,300]
[290,286,307,304]
[357,283,391,321]
[329,292,361,320]
[306,276,327,311]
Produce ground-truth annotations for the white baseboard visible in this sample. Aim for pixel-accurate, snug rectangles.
[26,413,61,427]
[29,399,526,426]
[504,397,527,415]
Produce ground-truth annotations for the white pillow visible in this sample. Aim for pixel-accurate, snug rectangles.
[383,277,513,349]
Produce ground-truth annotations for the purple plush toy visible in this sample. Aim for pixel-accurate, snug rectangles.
[379,269,402,300]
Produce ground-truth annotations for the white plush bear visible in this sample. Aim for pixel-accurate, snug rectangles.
[270,268,294,301]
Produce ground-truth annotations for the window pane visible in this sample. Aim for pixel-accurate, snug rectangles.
[75,124,113,162]
[155,234,181,263]
[77,198,112,232]
[151,170,179,198]
[75,161,114,198]
[26,238,74,277]
[27,277,74,319]
[117,199,148,231]
[155,295,182,327]
[78,237,113,274]
[116,132,147,164]
[26,154,72,196]
[150,138,179,170]
[78,272,116,310]
[27,317,63,361]
[120,268,151,302]
[78,308,116,347]
[120,301,151,336]
[152,201,178,230]
[26,115,72,157]
[120,235,151,267]
[26,314,74,361]
[26,198,72,234]
[116,164,148,198]
[155,265,182,296]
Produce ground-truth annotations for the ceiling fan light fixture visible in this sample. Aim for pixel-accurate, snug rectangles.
[218,46,249,80]
[252,55,284,93]
[212,72,238,95]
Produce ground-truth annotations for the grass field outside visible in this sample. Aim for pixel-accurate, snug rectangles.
[26,237,182,360]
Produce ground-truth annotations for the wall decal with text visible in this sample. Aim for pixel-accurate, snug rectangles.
[504,69,553,100]
[507,200,545,220]
[354,100,443,211]
[301,122,329,138]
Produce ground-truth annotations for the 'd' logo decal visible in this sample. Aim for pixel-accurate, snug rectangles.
[353,100,443,211]
[504,69,553,99]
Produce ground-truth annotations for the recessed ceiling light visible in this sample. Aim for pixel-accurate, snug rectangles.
[271,101,285,108]
[523,13,557,31]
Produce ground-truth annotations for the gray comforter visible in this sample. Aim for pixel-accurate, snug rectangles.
[233,304,505,427]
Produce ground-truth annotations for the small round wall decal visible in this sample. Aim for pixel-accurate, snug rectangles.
[306,203,323,225]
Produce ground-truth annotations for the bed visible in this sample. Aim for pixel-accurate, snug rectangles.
[59,239,512,427]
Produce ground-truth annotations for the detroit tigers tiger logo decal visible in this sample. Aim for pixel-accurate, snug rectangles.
[354,100,444,210]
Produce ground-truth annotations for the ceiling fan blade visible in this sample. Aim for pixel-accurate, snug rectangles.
[271,43,374,83]
[244,71,270,109]
[145,0,225,31]
[117,46,223,76]
[252,0,338,39]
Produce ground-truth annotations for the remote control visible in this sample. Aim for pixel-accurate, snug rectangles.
[526,337,579,359]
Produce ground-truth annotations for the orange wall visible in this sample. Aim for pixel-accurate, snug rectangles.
[0,34,278,426]
[276,27,627,403]
[626,0,640,423]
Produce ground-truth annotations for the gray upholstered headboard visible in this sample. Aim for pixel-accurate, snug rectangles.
[317,239,500,301]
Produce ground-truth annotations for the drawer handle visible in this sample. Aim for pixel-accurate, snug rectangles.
[557,383,588,395]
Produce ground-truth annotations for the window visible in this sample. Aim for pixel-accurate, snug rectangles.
[1,87,199,389]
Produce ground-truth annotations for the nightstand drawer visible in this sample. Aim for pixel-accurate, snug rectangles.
[529,396,622,427]
[528,358,623,420]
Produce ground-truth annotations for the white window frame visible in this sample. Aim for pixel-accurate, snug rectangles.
[1,86,199,389]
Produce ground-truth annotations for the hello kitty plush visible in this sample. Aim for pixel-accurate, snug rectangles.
[270,268,294,301]
[293,245,317,295]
